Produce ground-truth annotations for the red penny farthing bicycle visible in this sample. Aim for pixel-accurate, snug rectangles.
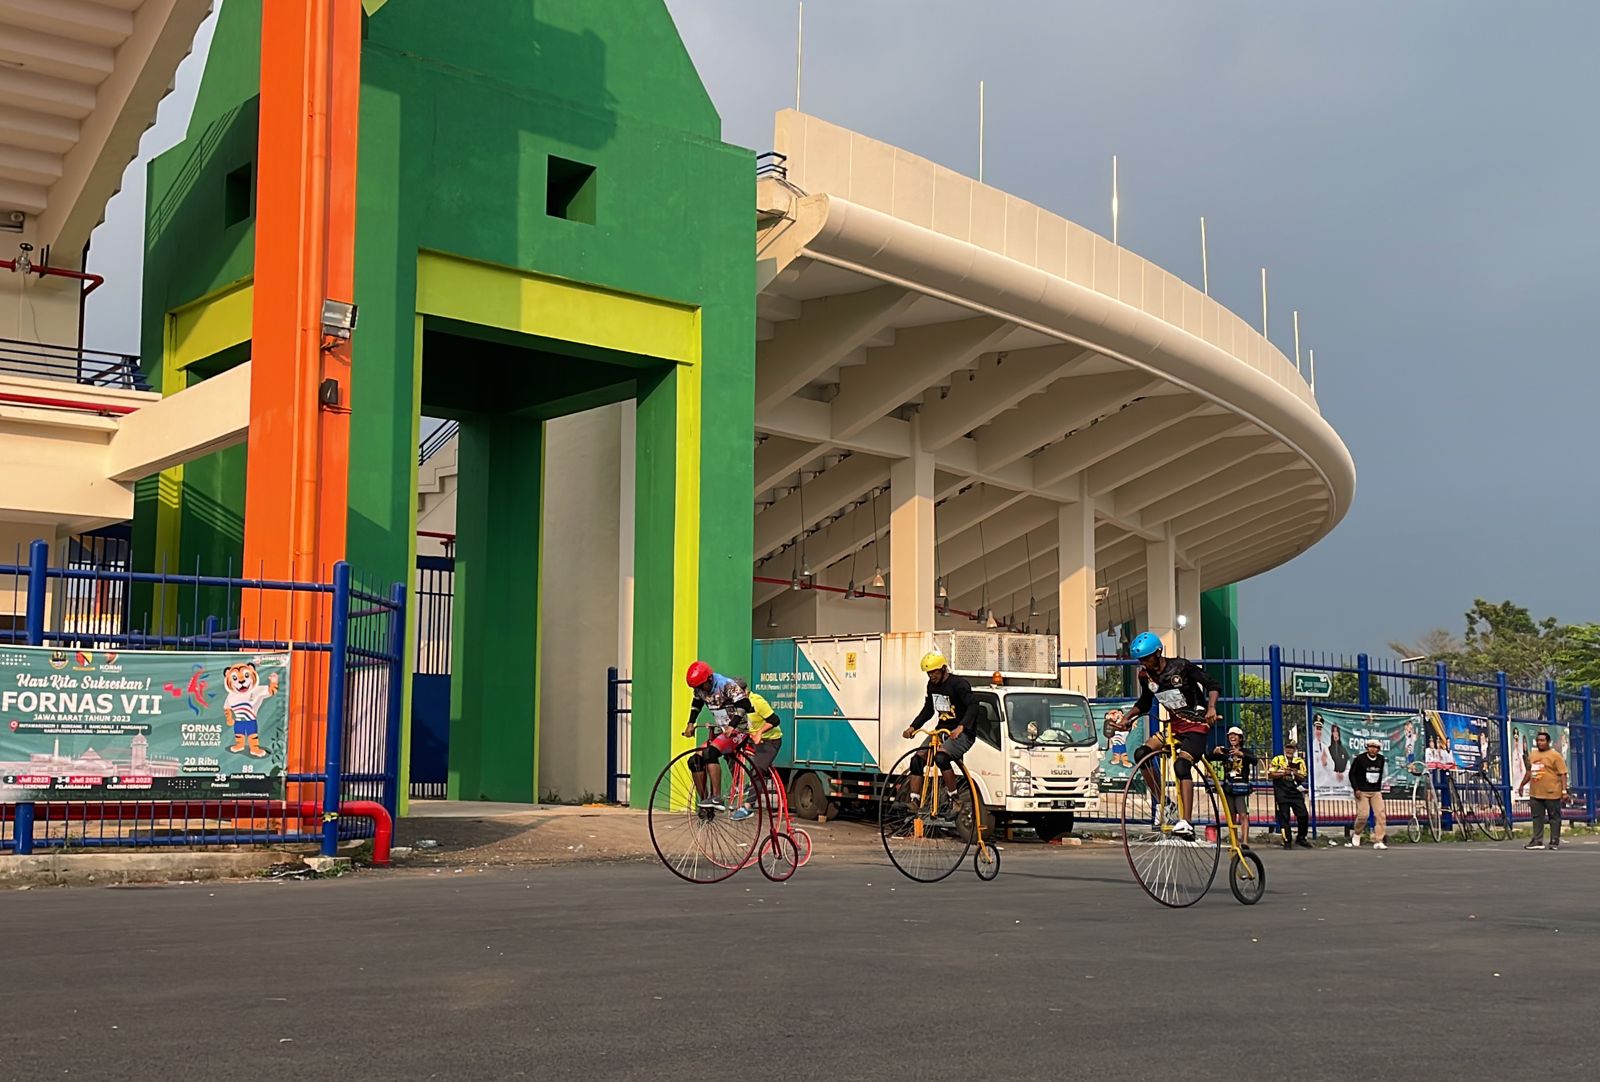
[647,725,811,884]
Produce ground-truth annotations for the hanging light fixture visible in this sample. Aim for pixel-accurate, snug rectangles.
[1024,532,1039,617]
[868,487,886,588]
[977,518,993,628]
[766,605,778,628]
[985,609,999,629]
[796,469,811,577]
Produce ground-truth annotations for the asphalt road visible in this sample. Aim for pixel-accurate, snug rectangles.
[2,839,1596,1081]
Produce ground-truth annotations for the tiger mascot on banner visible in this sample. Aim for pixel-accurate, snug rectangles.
[223,662,280,759]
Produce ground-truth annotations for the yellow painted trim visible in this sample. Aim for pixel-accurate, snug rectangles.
[669,357,702,757]
[168,279,255,372]
[397,315,425,818]
[415,251,700,366]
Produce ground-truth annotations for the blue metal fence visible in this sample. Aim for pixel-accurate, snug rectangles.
[1,540,405,858]
[1064,649,1596,838]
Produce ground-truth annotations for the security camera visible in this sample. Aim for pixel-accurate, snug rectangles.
[6,211,22,224]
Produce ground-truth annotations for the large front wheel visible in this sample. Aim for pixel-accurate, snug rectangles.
[879,745,973,883]
[648,748,763,884]
[1119,750,1221,908]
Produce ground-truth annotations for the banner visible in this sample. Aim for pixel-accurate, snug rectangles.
[1425,710,1496,776]
[1089,701,1146,792]
[1304,708,1424,799]
[0,646,290,801]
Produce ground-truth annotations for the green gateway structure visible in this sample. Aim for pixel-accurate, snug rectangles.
[135,0,754,805]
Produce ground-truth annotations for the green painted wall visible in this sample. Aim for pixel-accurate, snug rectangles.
[139,0,756,802]
[351,0,754,799]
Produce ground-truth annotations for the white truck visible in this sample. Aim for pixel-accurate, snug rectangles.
[753,631,1098,841]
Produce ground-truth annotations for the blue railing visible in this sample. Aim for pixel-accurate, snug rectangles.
[1,540,405,858]
[1064,648,1596,837]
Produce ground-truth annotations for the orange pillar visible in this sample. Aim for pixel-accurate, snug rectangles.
[242,0,362,776]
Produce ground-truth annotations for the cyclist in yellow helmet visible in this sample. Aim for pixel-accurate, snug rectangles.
[901,651,979,808]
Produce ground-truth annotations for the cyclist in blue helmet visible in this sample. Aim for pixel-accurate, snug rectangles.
[1107,631,1220,838]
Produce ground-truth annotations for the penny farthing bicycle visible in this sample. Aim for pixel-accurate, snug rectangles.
[878,728,1000,883]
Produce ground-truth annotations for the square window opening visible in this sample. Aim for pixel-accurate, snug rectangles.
[547,156,597,224]
[224,164,253,227]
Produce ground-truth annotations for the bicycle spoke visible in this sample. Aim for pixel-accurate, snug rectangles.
[649,749,763,884]
[1120,750,1221,908]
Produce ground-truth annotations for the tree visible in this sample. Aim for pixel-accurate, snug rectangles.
[1553,624,1600,694]
[1390,600,1599,710]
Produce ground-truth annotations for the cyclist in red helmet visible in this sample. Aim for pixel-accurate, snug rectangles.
[681,661,783,819]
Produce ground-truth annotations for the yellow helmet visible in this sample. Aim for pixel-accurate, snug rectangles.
[919,651,948,673]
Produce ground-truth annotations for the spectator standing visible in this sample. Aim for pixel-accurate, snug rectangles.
[1268,737,1313,849]
[1209,726,1257,847]
[1347,738,1388,850]
[1518,730,1569,850]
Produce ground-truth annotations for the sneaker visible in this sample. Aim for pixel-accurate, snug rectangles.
[729,806,754,822]
[1295,839,1314,849]
[697,798,726,811]
[1525,842,1546,850]
[1550,844,1560,850]
[1373,841,1388,850]
[1171,818,1194,839]
[1346,836,1361,848]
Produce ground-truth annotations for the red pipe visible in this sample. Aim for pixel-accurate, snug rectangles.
[416,530,456,542]
[0,389,139,415]
[0,258,104,297]
[1,798,393,867]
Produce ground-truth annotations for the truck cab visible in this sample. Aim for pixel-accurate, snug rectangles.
[955,676,1098,841]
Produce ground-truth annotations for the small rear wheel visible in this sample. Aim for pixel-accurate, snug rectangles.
[974,844,1000,881]
[792,827,812,867]
[1228,849,1266,905]
[758,832,800,882]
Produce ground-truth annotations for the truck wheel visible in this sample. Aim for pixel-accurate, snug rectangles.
[1032,813,1076,842]
[788,772,837,822]
[957,795,996,845]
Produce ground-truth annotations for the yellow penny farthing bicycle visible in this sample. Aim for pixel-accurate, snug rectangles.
[1116,711,1265,907]
[880,729,1000,883]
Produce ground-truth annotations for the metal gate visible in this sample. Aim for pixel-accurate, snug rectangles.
[411,554,453,798]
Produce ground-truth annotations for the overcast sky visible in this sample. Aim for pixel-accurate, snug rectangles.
[83,1,1600,657]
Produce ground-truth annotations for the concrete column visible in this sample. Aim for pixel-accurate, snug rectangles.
[1144,533,1177,653]
[1057,480,1096,694]
[451,413,542,802]
[1176,565,1203,660]
[888,427,935,632]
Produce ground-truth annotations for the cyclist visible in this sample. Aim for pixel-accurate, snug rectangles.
[681,661,783,820]
[901,651,978,811]
[1112,631,1220,839]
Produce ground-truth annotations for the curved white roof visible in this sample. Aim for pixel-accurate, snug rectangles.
[754,111,1355,631]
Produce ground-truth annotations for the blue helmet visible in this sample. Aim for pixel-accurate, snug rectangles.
[1129,631,1164,659]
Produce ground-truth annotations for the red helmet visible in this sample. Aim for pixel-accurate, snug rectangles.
[685,660,713,688]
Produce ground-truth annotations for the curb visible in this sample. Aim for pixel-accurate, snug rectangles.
[1,850,307,889]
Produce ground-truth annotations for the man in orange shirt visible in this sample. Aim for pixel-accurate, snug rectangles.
[1517,730,1569,851]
